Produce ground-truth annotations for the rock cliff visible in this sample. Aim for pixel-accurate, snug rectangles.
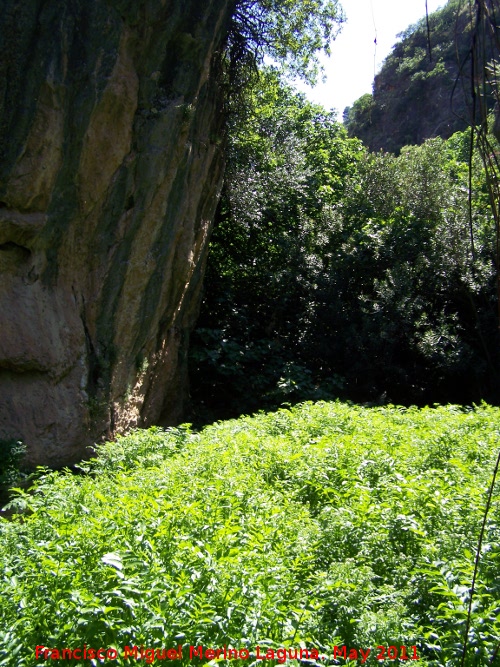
[343,0,493,153]
[0,0,234,467]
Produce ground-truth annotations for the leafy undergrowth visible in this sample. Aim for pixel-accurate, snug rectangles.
[0,402,499,667]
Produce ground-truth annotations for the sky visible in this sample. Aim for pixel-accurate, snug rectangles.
[297,0,445,119]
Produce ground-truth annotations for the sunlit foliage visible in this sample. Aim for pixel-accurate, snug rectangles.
[1,403,499,666]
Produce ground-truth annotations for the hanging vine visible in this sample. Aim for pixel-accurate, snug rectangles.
[452,3,500,664]
[459,0,500,323]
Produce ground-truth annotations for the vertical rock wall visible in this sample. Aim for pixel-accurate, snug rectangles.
[0,0,234,467]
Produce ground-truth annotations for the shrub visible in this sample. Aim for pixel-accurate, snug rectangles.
[0,438,26,488]
[0,402,499,666]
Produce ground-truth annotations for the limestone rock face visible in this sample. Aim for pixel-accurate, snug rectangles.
[0,0,234,467]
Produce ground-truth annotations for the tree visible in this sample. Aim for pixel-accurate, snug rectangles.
[229,0,344,84]
[190,73,364,419]
[315,135,499,404]
[191,78,500,419]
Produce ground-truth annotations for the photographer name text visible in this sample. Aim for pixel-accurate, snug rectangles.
[35,643,420,663]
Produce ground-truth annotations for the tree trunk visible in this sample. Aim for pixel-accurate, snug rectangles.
[0,0,234,467]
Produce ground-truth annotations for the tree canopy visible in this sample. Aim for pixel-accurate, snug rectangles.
[229,0,344,84]
[190,71,500,422]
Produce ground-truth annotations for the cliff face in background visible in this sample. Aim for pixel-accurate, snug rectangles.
[344,0,491,153]
[0,0,234,467]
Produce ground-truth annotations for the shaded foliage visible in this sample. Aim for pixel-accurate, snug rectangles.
[465,0,500,325]
[190,75,499,422]
[0,439,26,489]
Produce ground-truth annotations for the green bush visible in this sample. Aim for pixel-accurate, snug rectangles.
[1,402,499,666]
[191,102,499,420]
[0,438,26,488]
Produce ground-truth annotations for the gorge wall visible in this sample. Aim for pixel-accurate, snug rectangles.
[0,0,234,467]
[343,0,481,154]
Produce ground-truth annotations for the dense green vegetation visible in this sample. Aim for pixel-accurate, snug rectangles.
[1,402,499,666]
[0,439,26,490]
[230,0,344,85]
[2,3,500,667]
[343,0,495,153]
[190,73,499,423]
